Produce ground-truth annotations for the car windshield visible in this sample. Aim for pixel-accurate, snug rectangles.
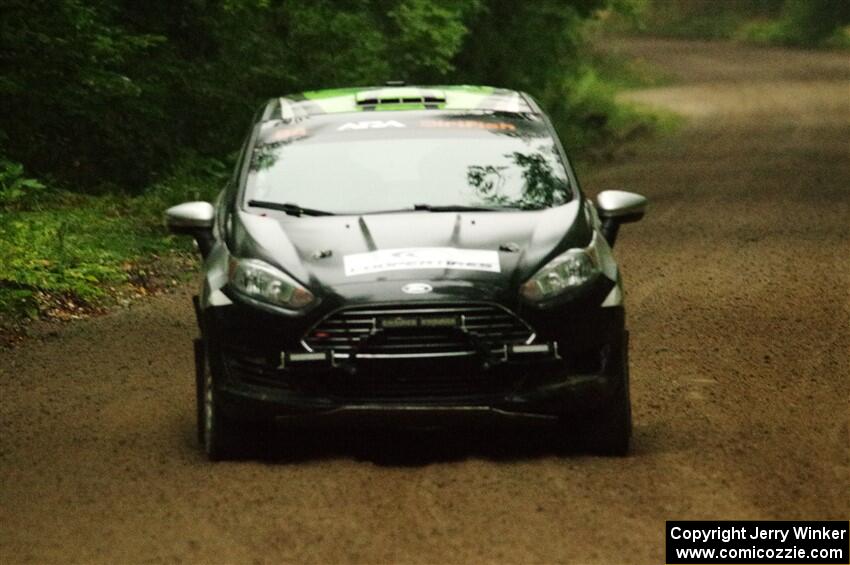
[245,111,573,215]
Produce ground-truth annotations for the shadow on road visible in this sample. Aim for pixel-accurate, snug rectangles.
[178,423,658,466]
[266,428,586,466]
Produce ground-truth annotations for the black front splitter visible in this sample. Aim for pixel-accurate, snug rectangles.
[216,369,619,429]
[272,404,558,430]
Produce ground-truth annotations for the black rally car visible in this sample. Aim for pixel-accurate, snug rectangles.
[165,85,647,460]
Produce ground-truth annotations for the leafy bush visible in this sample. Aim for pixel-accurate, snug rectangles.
[735,19,788,44]
[737,2,850,46]
[777,0,850,45]
[620,0,850,47]
[0,159,49,209]
[448,1,629,151]
[0,203,130,322]
[0,154,228,324]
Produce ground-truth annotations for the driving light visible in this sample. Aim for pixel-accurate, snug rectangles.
[520,233,601,302]
[228,258,315,309]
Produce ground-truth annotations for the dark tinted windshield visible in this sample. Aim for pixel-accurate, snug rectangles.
[245,111,573,214]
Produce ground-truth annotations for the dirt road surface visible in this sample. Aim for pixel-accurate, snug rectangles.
[1,38,848,564]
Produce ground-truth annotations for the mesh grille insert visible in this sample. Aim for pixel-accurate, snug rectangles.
[303,303,534,359]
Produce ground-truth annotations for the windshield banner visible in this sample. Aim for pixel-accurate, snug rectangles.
[344,248,500,276]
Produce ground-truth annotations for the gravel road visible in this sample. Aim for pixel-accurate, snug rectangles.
[1,38,848,564]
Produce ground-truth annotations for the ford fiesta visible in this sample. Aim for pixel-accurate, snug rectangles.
[165,85,647,460]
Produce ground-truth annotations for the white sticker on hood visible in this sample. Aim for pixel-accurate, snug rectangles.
[344,248,500,277]
[337,120,405,131]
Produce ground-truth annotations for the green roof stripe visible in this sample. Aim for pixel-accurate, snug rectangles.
[284,85,523,116]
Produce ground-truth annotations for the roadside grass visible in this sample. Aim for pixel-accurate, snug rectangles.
[0,156,227,337]
[562,69,679,163]
[586,46,675,90]
[735,21,850,48]
[566,43,682,169]
[603,1,850,50]
[641,12,746,41]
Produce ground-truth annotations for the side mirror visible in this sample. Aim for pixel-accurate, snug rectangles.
[595,190,648,246]
[165,201,215,257]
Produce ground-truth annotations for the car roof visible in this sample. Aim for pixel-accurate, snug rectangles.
[257,85,538,123]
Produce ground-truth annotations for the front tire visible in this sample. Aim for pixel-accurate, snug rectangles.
[200,344,243,460]
[584,370,632,456]
[561,334,633,456]
[198,338,266,461]
[194,339,205,445]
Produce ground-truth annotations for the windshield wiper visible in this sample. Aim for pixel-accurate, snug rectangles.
[412,203,522,212]
[247,200,334,217]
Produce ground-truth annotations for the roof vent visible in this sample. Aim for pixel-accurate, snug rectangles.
[355,88,446,108]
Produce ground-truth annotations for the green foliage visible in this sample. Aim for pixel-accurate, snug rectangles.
[388,0,478,77]
[735,1,850,46]
[449,1,627,151]
[1,203,135,303]
[619,0,850,47]
[0,286,39,321]
[0,154,228,321]
[553,66,679,160]
[783,0,850,45]
[770,0,850,45]
[0,160,48,209]
[0,0,166,189]
[615,0,782,39]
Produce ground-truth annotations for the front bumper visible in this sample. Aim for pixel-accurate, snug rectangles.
[199,286,626,428]
[209,330,626,428]
[218,367,622,429]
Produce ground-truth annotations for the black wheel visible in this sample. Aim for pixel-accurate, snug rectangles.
[584,370,632,456]
[194,339,205,445]
[560,334,633,456]
[198,338,266,461]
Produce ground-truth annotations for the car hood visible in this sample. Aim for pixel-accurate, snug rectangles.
[229,200,591,300]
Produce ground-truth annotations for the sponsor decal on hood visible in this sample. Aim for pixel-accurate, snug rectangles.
[344,248,500,277]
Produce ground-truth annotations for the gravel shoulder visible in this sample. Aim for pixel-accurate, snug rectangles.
[1,37,848,564]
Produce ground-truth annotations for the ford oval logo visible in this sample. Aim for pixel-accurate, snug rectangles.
[402,283,433,295]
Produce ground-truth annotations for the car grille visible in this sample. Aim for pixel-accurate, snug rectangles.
[302,302,534,359]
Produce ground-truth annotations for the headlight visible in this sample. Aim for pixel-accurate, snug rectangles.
[228,258,316,309]
[520,232,602,302]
